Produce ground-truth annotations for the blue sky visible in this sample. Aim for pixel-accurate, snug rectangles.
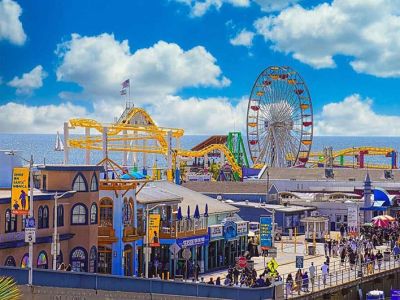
[0,0,400,135]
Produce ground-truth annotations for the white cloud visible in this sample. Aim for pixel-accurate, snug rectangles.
[0,0,26,45]
[253,0,299,12]
[230,29,255,47]
[56,33,230,102]
[315,94,400,136]
[254,0,400,77]
[0,102,87,133]
[175,0,249,17]
[8,65,47,95]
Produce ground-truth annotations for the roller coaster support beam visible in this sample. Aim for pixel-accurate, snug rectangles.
[143,139,147,175]
[63,122,70,165]
[167,131,173,182]
[175,137,181,185]
[122,130,128,166]
[85,127,91,164]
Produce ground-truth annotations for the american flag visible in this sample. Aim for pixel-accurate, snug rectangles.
[120,89,127,95]
[122,79,130,88]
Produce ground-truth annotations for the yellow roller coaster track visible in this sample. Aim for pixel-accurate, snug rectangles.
[177,144,242,177]
[308,146,395,158]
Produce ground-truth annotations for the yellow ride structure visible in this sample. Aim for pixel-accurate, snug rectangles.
[64,106,243,181]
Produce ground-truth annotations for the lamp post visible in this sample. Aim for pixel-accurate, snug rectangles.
[6,151,34,285]
[144,203,165,278]
[52,191,75,270]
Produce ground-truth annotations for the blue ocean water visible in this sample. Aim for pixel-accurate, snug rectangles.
[0,134,398,167]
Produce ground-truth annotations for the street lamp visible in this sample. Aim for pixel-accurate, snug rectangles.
[144,203,165,278]
[52,191,75,270]
[5,151,34,286]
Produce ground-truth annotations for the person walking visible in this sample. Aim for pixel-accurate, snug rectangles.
[194,262,200,281]
[309,262,316,291]
[376,250,383,271]
[295,269,302,295]
[321,262,329,286]
[302,271,309,292]
[285,274,293,298]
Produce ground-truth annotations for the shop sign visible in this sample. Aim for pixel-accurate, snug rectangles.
[236,221,249,236]
[260,216,272,249]
[347,205,358,230]
[177,235,209,248]
[209,225,223,239]
[224,221,237,240]
[11,167,29,215]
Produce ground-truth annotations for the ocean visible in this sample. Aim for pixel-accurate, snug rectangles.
[0,134,398,167]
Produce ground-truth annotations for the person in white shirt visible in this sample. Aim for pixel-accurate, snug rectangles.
[321,262,329,286]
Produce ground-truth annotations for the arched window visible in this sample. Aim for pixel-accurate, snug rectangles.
[57,205,64,227]
[38,206,43,229]
[89,246,97,273]
[71,203,88,225]
[4,256,16,266]
[90,203,98,224]
[70,247,87,272]
[21,254,29,268]
[72,173,88,192]
[90,173,98,191]
[37,251,48,269]
[5,209,17,233]
[42,206,49,228]
[100,198,113,227]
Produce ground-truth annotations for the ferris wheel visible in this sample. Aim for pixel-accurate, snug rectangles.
[246,66,313,168]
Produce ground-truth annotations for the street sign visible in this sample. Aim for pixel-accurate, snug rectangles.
[237,256,247,268]
[182,248,191,260]
[25,228,36,243]
[25,217,35,228]
[296,256,304,269]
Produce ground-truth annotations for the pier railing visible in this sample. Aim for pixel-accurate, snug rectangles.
[281,254,400,299]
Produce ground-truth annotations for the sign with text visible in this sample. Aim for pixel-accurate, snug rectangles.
[149,214,160,247]
[209,225,223,239]
[236,221,249,236]
[296,256,304,269]
[223,221,237,240]
[177,235,209,248]
[347,205,358,231]
[25,228,36,243]
[11,167,29,215]
[260,216,272,249]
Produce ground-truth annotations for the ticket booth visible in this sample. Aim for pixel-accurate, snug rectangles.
[301,216,330,242]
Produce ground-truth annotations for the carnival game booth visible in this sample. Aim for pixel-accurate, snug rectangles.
[301,216,330,242]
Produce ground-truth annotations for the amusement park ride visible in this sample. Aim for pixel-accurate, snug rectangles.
[63,66,398,182]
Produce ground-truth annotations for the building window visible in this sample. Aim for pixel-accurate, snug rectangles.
[98,246,112,274]
[89,246,97,273]
[5,209,17,233]
[70,247,87,272]
[37,251,48,269]
[42,175,47,191]
[72,173,88,192]
[38,206,43,229]
[123,198,133,225]
[90,173,98,191]
[4,256,16,266]
[71,204,87,225]
[100,198,113,227]
[90,203,98,224]
[55,205,64,227]
[42,206,49,228]
[21,254,29,268]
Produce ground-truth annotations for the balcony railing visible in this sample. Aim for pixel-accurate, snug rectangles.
[122,226,139,242]
[98,226,118,244]
[159,218,208,238]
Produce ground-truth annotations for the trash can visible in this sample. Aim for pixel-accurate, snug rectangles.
[384,251,391,261]
[308,245,315,255]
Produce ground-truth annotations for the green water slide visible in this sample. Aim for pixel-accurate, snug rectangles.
[226,132,249,180]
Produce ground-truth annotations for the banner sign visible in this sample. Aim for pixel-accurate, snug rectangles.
[236,221,249,236]
[347,205,358,230]
[260,216,272,249]
[209,225,223,239]
[11,167,29,215]
[177,235,209,248]
[224,221,237,240]
[149,214,160,247]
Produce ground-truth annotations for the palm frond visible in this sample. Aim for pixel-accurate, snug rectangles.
[0,276,21,300]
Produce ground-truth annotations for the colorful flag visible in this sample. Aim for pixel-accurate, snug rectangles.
[122,79,130,88]
[11,167,29,215]
[120,89,127,95]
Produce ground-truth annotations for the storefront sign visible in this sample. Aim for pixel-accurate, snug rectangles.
[11,167,29,215]
[177,235,209,248]
[224,221,237,240]
[209,225,223,239]
[149,214,160,247]
[260,216,272,249]
[347,205,358,230]
[236,221,249,236]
